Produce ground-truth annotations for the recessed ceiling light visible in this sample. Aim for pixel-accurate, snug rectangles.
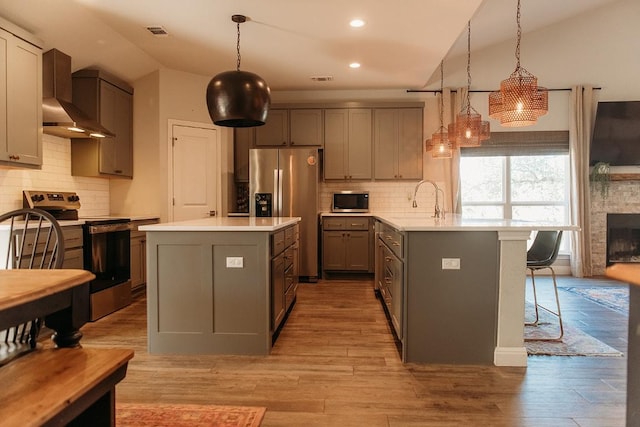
[349,62,361,69]
[349,19,365,28]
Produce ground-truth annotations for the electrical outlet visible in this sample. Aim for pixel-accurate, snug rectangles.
[442,258,460,270]
[226,257,244,268]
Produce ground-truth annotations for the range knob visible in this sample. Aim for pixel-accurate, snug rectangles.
[68,195,80,202]
[31,194,45,202]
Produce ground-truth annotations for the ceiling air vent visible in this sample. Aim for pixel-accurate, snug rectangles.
[146,26,169,37]
[310,76,333,82]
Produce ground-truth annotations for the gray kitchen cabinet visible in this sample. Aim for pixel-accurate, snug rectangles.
[375,220,404,339]
[0,23,42,168]
[71,69,134,178]
[256,108,323,147]
[374,108,423,180]
[322,216,372,271]
[323,109,372,180]
[61,226,84,270]
[130,218,159,292]
[271,224,299,334]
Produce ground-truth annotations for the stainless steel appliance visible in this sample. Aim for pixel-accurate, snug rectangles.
[332,191,369,213]
[249,148,319,281]
[23,190,132,320]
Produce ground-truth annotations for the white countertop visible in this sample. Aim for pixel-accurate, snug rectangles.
[375,213,579,232]
[319,211,577,232]
[139,216,301,232]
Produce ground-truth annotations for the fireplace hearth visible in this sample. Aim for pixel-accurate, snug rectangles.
[607,213,640,265]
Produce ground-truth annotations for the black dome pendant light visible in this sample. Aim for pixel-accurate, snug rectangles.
[206,14,271,127]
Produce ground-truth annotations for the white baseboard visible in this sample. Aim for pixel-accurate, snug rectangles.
[494,346,528,367]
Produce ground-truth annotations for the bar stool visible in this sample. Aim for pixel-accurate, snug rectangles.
[525,230,564,342]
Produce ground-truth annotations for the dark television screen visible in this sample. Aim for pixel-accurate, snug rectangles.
[590,101,640,166]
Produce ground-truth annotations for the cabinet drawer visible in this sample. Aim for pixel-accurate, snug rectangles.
[271,230,285,256]
[345,217,369,230]
[62,226,83,249]
[379,223,403,259]
[62,248,84,269]
[284,246,294,270]
[322,217,346,230]
[284,225,295,248]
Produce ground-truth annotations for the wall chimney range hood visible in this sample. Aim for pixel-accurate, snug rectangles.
[42,49,115,139]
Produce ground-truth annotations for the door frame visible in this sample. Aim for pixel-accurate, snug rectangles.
[167,119,223,222]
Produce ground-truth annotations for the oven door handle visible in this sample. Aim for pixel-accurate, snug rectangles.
[87,222,133,234]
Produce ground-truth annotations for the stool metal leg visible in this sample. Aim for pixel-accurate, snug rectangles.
[525,266,564,342]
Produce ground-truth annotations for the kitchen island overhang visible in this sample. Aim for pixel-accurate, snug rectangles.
[140,216,301,356]
[374,214,579,368]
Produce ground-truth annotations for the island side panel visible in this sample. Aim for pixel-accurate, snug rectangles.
[405,231,499,364]
[146,230,270,355]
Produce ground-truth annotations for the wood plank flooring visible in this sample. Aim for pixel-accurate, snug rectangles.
[80,277,628,426]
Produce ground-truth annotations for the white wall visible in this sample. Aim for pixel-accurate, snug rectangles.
[0,134,109,216]
[110,68,233,222]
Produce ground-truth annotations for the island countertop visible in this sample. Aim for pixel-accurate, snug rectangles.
[329,212,578,232]
[139,216,301,232]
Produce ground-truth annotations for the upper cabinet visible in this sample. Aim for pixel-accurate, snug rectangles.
[0,20,43,168]
[324,109,372,180]
[71,70,133,178]
[374,108,423,180]
[255,108,323,147]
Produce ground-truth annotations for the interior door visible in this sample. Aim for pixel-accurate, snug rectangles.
[172,124,219,221]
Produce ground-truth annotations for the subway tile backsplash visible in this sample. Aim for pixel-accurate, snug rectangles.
[0,134,109,217]
[319,181,442,215]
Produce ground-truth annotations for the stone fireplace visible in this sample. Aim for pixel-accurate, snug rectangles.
[590,179,640,275]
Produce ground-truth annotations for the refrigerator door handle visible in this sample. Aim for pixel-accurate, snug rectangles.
[276,168,283,216]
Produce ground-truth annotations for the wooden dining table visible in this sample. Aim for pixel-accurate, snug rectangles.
[605,263,640,427]
[0,269,95,347]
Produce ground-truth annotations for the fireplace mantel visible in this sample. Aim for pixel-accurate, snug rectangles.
[610,173,640,181]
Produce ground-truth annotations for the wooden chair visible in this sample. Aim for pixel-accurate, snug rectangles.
[525,230,564,342]
[0,208,65,363]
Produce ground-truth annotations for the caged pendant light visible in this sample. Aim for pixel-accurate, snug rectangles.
[448,21,490,147]
[488,0,548,127]
[425,61,453,159]
[206,14,271,128]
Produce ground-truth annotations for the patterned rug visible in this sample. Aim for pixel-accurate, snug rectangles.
[524,302,623,357]
[117,403,266,427]
[563,286,629,314]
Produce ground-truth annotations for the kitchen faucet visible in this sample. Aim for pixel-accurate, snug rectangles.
[412,179,445,219]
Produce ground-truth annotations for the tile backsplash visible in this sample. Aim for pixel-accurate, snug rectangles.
[0,134,109,217]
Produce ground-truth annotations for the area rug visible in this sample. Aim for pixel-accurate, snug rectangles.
[117,402,266,427]
[524,303,623,357]
[563,286,629,315]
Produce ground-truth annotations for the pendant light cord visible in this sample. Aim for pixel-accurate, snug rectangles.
[439,60,444,133]
[514,0,521,72]
[465,21,471,115]
[236,21,242,71]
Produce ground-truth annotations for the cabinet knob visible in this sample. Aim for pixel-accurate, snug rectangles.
[8,154,20,160]
[291,141,295,145]
[114,169,123,174]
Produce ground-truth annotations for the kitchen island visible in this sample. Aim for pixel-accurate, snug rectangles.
[140,216,300,356]
[374,214,577,367]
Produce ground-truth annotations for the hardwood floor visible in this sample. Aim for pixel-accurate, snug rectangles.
[80,277,628,427]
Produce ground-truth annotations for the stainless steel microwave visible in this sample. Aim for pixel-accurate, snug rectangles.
[331,191,369,213]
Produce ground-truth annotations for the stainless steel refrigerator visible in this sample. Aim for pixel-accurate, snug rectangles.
[249,148,319,281]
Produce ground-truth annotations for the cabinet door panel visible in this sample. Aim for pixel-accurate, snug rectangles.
[6,35,41,166]
[290,109,322,146]
[347,109,372,180]
[0,29,8,159]
[323,109,349,180]
[345,231,369,270]
[271,254,286,330]
[374,109,398,179]
[322,231,346,270]
[397,108,423,180]
[256,109,288,146]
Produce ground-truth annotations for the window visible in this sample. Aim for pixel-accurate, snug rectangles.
[460,131,571,252]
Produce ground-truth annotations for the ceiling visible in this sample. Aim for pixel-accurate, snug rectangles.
[0,0,620,91]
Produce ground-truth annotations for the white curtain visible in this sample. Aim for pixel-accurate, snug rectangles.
[442,87,463,214]
[569,85,596,277]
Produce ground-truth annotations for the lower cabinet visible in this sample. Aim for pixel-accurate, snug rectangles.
[322,216,373,273]
[375,220,404,340]
[61,226,84,269]
[271,224,299,336]
[130,218,159,292]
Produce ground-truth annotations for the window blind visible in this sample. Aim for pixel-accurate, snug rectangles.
[460,130,569,157]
